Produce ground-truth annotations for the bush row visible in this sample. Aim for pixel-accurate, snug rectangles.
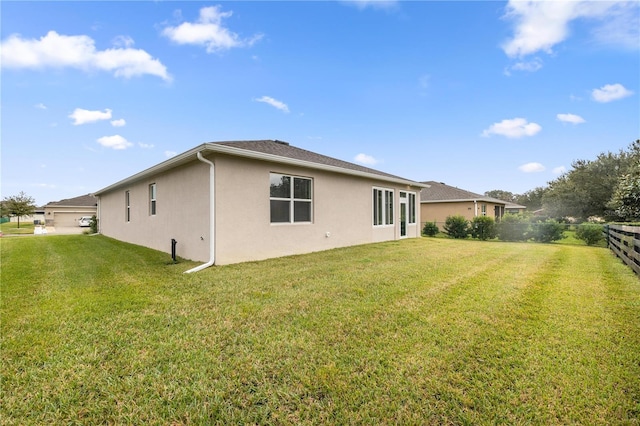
[422,214,604,245]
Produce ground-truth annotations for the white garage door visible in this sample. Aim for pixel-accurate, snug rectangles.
[54,212,81,227]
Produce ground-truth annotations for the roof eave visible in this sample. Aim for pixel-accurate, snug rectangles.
[95,143,426,195]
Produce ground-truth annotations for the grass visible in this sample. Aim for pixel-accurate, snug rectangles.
[1,221,36,235]
[2,235,639,425]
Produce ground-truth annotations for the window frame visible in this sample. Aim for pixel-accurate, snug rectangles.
[125,190,130,222]
[149,183,157,216]
[408,192,416,224]
[269,173,313,224]
[373,187,394,227]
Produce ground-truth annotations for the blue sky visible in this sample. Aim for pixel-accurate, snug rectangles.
[2,1,638,206]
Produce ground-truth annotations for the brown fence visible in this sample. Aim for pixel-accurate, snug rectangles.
[605,225,640,276]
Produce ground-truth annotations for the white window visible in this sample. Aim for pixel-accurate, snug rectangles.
[373,187,394,226]
[125,190,130,222]
[408,192,416,224]
[270,173,312,224]
[481,204,487,216]
[149,183,157,216]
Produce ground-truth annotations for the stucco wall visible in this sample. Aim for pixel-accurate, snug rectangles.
[98,153,421,265]
[99,161,210,262]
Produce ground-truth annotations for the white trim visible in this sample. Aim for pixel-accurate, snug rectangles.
[95,143,427,196]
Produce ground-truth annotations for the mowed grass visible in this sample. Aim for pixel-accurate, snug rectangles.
[2,235,639,425]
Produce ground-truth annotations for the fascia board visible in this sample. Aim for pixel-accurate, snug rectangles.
[95,143,427,195]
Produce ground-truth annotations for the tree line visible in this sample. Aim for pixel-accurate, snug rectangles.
[486,139,640,222]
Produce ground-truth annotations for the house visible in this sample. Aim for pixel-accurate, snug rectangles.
[95,140,426,269]
[420,181,523,226]
[44,194,97,227]
[505,202,527,215]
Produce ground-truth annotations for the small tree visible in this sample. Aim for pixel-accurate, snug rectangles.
[470,216,496,241]
[530,219,565,243]
[2,191,36,228]
[497,214,529,241]
[608,160,640,221]
[422,221,439,237]
[576,223,604,246]
[444,215,469,239]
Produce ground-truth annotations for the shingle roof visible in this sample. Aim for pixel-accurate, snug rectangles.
[95,140,426,196]
[212,140,408,181]
[46,194,97,207]
[420,181,506,204]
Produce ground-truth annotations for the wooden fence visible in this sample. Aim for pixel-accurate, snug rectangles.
[605,225,640,276]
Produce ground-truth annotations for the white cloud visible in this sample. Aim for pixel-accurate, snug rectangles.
[0,31,171,81]
[139,142,154,149]
[591,83,634,103]
[510,58,543,73]
[501,1,637,58]
[111,118,126,127]
[35,103,47,110]
[553,166,567,175]
[557,113,586,124]
[69,108,112,125]
[97,135,133,150]
[341,0,398,10]
[482,118,542,139]
[162,6,263,53]
[255,96,289,113]
[519,162,546,173]
[354,153,379,166]
[165,150,178,158]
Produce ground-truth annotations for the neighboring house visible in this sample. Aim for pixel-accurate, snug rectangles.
[7,207,45,224]
[44,194,97,227]
[420,181,523,226]
[505,202,527,215]
[95,140,426,267]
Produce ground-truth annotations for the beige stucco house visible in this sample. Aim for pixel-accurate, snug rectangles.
[44,194,97,227]
[95,140,425,269]
[420,181,524,227]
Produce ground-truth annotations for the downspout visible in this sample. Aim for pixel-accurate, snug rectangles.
[185,151,215,273]
[474,200,478,217]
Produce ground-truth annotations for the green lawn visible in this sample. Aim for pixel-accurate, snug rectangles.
[1,221,36,235]
[2,235,639,425]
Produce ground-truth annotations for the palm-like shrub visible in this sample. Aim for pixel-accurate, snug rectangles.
[444,215,469,239]
[422,221,439,237]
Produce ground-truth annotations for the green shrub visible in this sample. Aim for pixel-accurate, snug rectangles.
[531,219,566,243]
[90,215,98,234]
[422,221,439,237]
[444,215,469,239]
[576,223,604,246]
[497,214,530,241]
[470,216,496,241]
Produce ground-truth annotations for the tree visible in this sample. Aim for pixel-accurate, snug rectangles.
[2,191,36,228]
[608,159,640,221]
[485,190,515,203]
[542,141,637,220]
[515,187,546,211]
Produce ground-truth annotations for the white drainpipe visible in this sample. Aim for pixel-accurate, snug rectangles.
[185,151,215,273]
[474,199,478,217]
